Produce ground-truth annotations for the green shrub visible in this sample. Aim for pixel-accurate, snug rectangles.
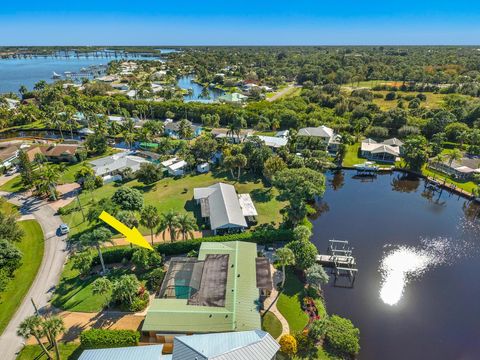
[147,268,165,291]
[80,329,140,349]
[325,315,360,357]
[127,292,150,312]
[92,229,293,265]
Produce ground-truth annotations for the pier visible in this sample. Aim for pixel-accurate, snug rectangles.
[316,240,358,288]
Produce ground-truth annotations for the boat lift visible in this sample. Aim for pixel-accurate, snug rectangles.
[316,239,358,288]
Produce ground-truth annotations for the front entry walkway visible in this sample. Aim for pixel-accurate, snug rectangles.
[263,265,290,339]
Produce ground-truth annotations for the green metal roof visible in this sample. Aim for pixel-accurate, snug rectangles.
[142,241,261,333]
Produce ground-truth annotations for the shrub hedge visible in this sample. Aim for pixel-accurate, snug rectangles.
[92,229,293,265]
[80,329,140,349]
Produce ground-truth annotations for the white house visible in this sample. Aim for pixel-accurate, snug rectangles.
[196,162,210,173]
[194,183,257,234]
[78,331,279,360]
[254,135,288,149]
[297,125,341,151]
[90,152,150,182]
[360,138,403,163]
[161,157,188,176]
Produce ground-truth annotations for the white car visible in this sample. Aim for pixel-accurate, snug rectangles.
[6,167,17,176]
[59,223,70,235]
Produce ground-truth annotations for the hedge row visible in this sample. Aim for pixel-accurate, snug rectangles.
[93,229,293,265]
[80,329,140,349]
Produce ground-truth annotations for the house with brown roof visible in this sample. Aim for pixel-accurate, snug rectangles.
[39,144,81,163]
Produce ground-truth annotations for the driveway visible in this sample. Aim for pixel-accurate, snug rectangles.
[0,191,68,360]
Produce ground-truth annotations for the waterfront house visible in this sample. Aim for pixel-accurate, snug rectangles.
[360,138,403,163]
[297,125,341,152]
[193,183,257,234]
[164,119,202,139]
[78,330,279,360]
[429,156,480,180]
[218,92,248,104]
[90,151,150,183]
[142,241,271,337]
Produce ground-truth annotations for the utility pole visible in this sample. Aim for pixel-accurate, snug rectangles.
[76,192,86,221]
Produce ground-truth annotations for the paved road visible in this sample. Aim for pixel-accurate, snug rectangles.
[266,84,301,102]
[0,190,68,360]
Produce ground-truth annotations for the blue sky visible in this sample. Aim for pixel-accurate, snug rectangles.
[1,1,480,45]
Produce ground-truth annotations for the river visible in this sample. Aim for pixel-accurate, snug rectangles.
[177,75,225,103]
[312,170,480,360]
[0,50,163,94]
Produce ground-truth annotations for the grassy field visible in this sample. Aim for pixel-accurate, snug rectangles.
[17,343,81,360]
[62,170,286,237]
[261,311,282,339]
[0,197,19,215]
[372,90,446,110]
[276,268,309,333]
[0,220,44,334]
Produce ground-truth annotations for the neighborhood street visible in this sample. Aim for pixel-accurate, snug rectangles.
[0,188,68,360]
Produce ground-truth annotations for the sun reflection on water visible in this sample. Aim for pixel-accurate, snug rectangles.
[379,230,478,306]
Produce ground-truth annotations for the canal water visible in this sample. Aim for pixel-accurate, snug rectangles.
[0,51,161,94]
[177,75,225,103]
[312,170,480,360]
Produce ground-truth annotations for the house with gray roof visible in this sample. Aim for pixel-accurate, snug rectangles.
[297,125,340,151]
[360,138,403,163]
[429,156,480,180]
[164,119,202,139]
[90,151,150,182]
[194,183,257,234]
[77,330,279,360]
[172,330,279,360]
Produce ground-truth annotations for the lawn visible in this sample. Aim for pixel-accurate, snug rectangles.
[17,343,82,360]
[261,311,282,339]
[423,166,478,193]
[276,268,309,333]
[52,259,116,312]
[62,170,286,237]
[0,175,24,192]
[0,220,44,334]
[0,197,19,215]
[342,143,363,167]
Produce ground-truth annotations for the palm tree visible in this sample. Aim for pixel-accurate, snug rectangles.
[156,210,180,242]
[17,316,53,360]
[234,154,248,181]
[275,247,295,288]
[176,213,198,240]
[140,205,161,246]
[92,277,112,308]
[42,316,65,360]
[79,227,113,274]
[447,149,462,167]
[34,164,60,200]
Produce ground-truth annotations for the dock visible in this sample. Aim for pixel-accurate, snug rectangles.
[316,240,358,288]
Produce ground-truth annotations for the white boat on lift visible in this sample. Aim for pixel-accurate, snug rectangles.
[52,72,62,79]
[353,161,379,172]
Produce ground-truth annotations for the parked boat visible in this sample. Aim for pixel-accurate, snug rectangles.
[353,161,379,172]
[52,72,61,79]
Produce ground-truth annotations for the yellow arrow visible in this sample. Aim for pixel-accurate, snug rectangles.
[99,211,153,250]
